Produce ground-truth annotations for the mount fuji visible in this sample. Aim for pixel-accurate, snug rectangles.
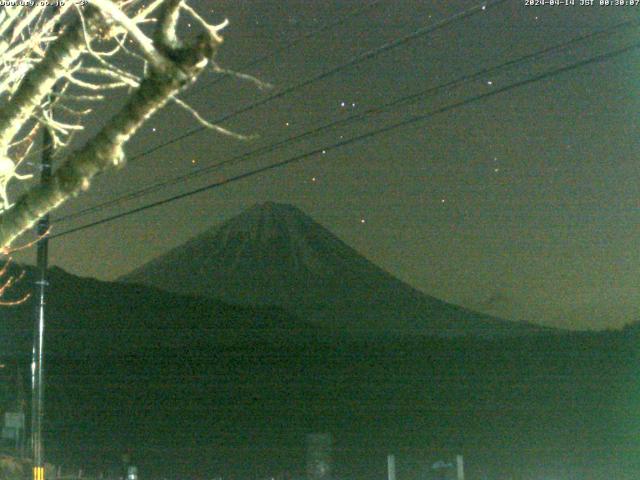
[122,202,545,336]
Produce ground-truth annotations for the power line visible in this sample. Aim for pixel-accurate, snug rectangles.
[185,0,385,97]
[53,0,510,224]
[52,18,640,225]
[126,0,509,163]
[48,41,640,240]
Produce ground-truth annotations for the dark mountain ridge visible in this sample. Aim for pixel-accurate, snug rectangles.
[0,264,635,480]
[0,264,317,357]
[122,202,549,336]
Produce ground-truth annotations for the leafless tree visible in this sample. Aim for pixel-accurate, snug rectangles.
[0,0,252,249]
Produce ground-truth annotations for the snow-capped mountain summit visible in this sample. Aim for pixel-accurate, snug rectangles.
[209,201,329,276]
[122,202,544,335]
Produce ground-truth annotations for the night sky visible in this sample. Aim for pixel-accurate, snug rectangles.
[14,0,640,330]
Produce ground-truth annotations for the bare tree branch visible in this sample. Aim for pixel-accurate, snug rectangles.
[0,0,223,247]
[0,15,90,153]
[88,0,167,69]
[0,0,258,254]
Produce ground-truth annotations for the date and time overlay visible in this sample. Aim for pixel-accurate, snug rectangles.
[1,0,638,8]
[526,0,640,6]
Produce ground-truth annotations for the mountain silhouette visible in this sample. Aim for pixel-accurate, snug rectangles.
[0,260,630,479]
[122,202,546,336]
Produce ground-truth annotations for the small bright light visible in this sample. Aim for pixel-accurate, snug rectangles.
[360,218,366,223]
[487,80,493,86]
[322,150,327,155]
[311,177,316,182]
[340,101,346,107]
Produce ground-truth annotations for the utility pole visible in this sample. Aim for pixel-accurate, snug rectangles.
[31,124,53,480]
[387,454,396,480]
[456,455,464,480]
